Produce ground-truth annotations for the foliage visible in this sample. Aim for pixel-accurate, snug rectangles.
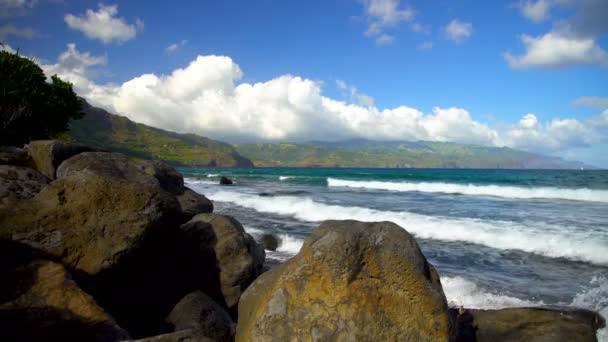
[68,102,253,167]
[0,51,83,146]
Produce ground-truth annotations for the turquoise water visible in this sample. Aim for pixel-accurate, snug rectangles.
[181,167,608,336]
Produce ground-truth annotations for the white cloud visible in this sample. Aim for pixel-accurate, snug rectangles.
[504,32,608,68]
[517,0,552,22]
[165,40,187,54]
[40,44,608,154]
[0,0,36,16]
[418,41,434,50]
[64,4,144,44]
[0,42,15,53]
[360,0,425,45]
[445,19,473,43]
[574,97,608,108]
[0,24,43,41]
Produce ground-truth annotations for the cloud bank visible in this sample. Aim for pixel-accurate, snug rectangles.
[41,44,607,155]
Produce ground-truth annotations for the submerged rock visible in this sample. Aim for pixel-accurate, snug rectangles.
[180,214,265,312]
[236,220,451,341]
[27,140,96,179]
[452,307,606,342]
[166,291,234,341]
[260,233,281,251]
[0,165,49,209]
[219,176,233,185]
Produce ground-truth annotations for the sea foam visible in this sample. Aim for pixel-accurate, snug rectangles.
[327,178,608,203]
[206,190,608,266]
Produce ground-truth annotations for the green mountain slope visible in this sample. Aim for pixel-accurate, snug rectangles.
[68,102,254,167]
[235,140,590,169]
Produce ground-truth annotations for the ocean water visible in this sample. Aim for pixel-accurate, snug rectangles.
[181,168,608,339]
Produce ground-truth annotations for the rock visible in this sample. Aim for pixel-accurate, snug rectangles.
[180,214,265,311]
[124,329,215,342]
[177,188,213,222]
[219,176,233,185]
[0,146,32,167]
[260,233,281,251]
[166,291,234,341]
[136,160,184,195]
[0,165,49,209]
[0,152,189,337]
[236,220,451,342]
[452,307,606,342]
[27,140,97,179]
[0,241,129,341]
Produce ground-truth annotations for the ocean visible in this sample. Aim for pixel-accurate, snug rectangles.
[181,167,608,339]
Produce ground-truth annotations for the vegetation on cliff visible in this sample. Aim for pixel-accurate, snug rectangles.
[68,102,253,167]
[235,140,590,169]
[0,51,83,146]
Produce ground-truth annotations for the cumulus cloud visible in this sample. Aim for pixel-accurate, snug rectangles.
[64,4,144,44]
[504,32,608,68]
[506,0,608,68]
[516,0,553,22]
[166,40,187,54]
[40,44,608,154]
[574,97,608,108]
[445,19,473,43]
[360,0,426,45]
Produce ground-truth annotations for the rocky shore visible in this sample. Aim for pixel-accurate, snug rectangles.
[0,140,605,341]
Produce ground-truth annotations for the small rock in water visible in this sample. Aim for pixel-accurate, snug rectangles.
[260,234,281,251]
[219,176,233,185]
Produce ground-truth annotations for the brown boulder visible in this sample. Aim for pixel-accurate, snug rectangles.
[452,307,606,342]
[166,291,234,341]
[27,140,97,179]
[177,188,213,221]
[124,329,215,342]
[0,241,129,341]
[136,159,184,195]
[180,214,265,311]
[0,165,49,209]
[236,220,451,342]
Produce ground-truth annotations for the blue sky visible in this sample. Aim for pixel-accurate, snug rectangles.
[2,0,608,166]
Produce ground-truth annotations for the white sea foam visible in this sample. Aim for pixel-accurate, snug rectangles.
[442,276,542,309]
[277,233,304,254]
[183,177,217,185]
[206,190,608,265]
[207,174,220,178]
[327,178,608,203]
[279,176,293,181]
[571,276,608,341]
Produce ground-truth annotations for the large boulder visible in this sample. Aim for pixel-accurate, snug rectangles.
[236,220,451,342]
[0,241,129,341]
[136,160,184,195]
[452,307,606,342]
[180,214,265,311]
[27,140,97,179]
[125,329,215,342]
[0,146,32,167]
[166,291,234,341]
[0,165,49,209]
[2,152,181,275]
[219,176,233,185]
[177,188,213,222]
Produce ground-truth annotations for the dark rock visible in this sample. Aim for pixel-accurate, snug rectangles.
[136,159,184,194]
[0,241,129,342]
[219,176,233,185]
[27,140,97,179]
[451,307,606,342]
[0,165,49,209]
[177,188,213,222]
[236,220,451,342]
[0,146,32,167]
[260,233,281,251]
[124,329,215,342]
[166,291,234,341]
[180,214,265,312]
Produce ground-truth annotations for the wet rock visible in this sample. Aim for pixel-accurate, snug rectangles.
[260,233,281,251]
[219,176,233,185]
[166,291,234,341]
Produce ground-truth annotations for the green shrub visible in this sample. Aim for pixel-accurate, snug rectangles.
[0,50,83,146]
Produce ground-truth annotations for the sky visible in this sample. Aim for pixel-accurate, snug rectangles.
[1,0,608,166]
